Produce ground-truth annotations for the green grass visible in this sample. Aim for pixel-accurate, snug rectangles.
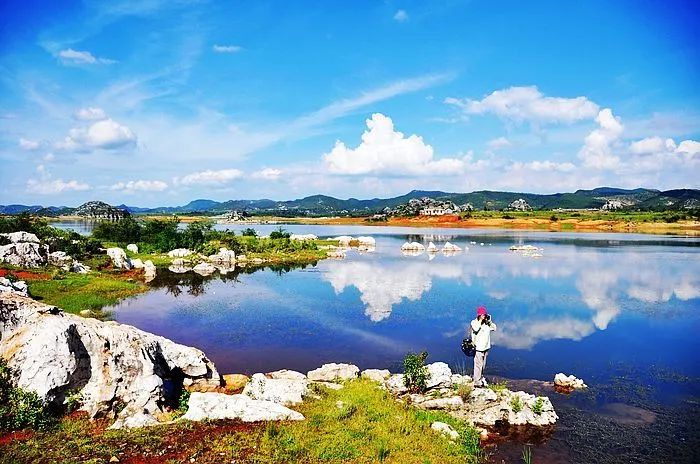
[27,272,146,316]
[488,380,509,393]
[0,379,483,464]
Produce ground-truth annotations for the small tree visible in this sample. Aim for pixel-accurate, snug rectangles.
[403,351,429,393]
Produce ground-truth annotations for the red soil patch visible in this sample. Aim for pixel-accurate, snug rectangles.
[0,430,34,446]
[0,269,50,280]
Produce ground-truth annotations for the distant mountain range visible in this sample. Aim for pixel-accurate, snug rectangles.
[2,187,699,216]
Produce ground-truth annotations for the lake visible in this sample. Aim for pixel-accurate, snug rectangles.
[95,224,699,462]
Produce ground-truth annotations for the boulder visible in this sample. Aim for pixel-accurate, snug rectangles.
[167,249,192,258]
[0,293,221,429]
[426,362,453,389]
[193,262,216,276]
[416,395,464,411]
[386,374,408,395]
[554,373,587,390]
[126,244,139,254]
[290,234,318,241]
[357,236,375,246]
[182,392,304,422]
[267,369,306,380]
[107,247,132,270]
[334,236,353,246]
[0,277,28,296]
[326,249,346,259]
[442,242,462,252]
[208,248,236,265]
[307,363,359,382]
[130,258,145,269]
[143,260,156,282]
[48,251,73,267]
[2,231,40,244]
[427,242,438,253]
[450,374,473,386]
[70,261,90,274]
[464,388,557,427]
[431,421,459,440]
[243,373,309,406]
[0,241,47,267]
[223,374,250,392]
[361,369,391,382]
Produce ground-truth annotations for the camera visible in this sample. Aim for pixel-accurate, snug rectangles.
[482,313,491,323]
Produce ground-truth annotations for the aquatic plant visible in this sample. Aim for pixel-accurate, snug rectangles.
[522,445,533,464]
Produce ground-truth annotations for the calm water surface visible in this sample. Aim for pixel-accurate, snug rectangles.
[101,225,699,462]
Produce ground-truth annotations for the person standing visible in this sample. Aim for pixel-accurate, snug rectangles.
[471,306,497,387]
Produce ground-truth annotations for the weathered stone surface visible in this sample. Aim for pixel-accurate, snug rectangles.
[223,374,250,392]
[386,374,408,395]
[416,395,464,411]
[0,277,28,296]
[2,231,40,243]
[0,241,47,267]
[0,293,220,429]
[48,251,73,267]
[426,362,453,389]
[307,363,359,382]
[208,248,236,265]
[182,392,304,422]
[130,258,145,269]
[143,260,156,282]
[126,244,139,254]
[450,374,473,386]
[107,247,132,269]
[267,369,306,380]
[361,369,391,382]
[462,388,557,427]
[243,373,308,406]
[442,242,462,252]
[431,421,459,440]
[193,262,216,276]
[357,236,375,246]
[554,372,587,390]
[167,249,192,258]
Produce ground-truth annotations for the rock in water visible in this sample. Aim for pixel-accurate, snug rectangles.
[554,372,587,390]
[107,247,132,270]
[193,262,216,276]
[182,392,304,422]
[0,293,220,428]
[143,260,156,282]
[307,363,359,382]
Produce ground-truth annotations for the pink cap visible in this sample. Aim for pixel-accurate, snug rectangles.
[477,306,488,316]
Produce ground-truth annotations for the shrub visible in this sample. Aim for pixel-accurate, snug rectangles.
[550,215,559,222]
[403,351,429,393]
[241,228,257,237]
[269,227,291,239]
[0,358,54,432]
[532,397,544,415]
[509,395,523,413]
[457,383,473,401]
[92,217,142,244]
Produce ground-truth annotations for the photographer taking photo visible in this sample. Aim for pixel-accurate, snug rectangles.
[470,306,497,387]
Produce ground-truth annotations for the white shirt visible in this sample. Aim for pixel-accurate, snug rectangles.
[470,318,497,351]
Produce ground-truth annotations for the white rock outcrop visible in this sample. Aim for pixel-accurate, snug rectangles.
[0,293,221,429]
[143,260,156,282]
[2,231,40,243]
[107,247,132,270]
[0,277,28,296]
[307,363,359,382]
[0,236,48,267]
[290,234,318,241]
[462,388,557,427]
[427,242,438,253]
[431,421,459,440]
[554,373,587,390]
[167,248,192,258]
[208,248,236,265]
[425,362,454,389]
[334,236,354,246]
[47,251,90,274]
[126,244,139,254]
[193,262,216,276]
[361,369,391,382]
[182,392,304,422]
[243,373,309,406]
[357,236,375,246]
[442,242,462,252]
[267,369,307,380]
[130,258,145,269]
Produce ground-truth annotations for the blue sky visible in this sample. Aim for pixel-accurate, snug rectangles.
[1,0,698,206]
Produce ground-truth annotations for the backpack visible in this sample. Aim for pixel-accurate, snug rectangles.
[461,337,476,357]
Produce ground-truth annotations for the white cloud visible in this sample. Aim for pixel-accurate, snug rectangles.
[213,44,242,53]
[252,168,282,180]
[175,169,243,186]
[445,86,599,124]
[323,113,466,175]
[56,118,137,151]
[393,10,409,22]
[511,160,577,172]
[487,136,511,150]
[58,48,115,65]
[26,165,90,194]
[578,108,623,169]
[110,180,168,192]
[19,138,40,150]
[73,107,107,121]
[625,136,700,172]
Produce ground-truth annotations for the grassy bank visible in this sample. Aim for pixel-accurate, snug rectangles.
[0,379,482,464]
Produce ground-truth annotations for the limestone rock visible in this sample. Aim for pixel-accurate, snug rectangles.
[143,260,156,282]
[427,242,438,253]
[0,277,28,296]
[0,241,47,267]
[208,248,236,265]
[167,248,192,258]
[357,236,375,246]
[361,369,391,382]
[2,231,40,243]
[193,262,216,276]
[130,258,145,269]
[107,247,132,270]
[126,244,139,254]
[267,369,306,380]
[442,242,462,252]
[182,392,304,422]
[431,421,459,440]
[307,363,359,382]
[290,234,318,241]
[48,251,73,267]
[415,395,464,411]
[334,236,353,246]
[386,374,408,395]
[243,373,309,406]
[223,374,250,392]
[464,387,557,427]
[0,293,220,429]
[426,362,453,389]
[554,373,587,390]
[450,374,473,386]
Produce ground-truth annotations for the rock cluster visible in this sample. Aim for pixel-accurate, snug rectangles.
[554,373,587,390]
[48,251,90,273]
[290,234,318,241]
[0,232,48,268]
[509,244,543,258]
[0,277,28,296]
[0,293,221,429]
[507,198,532,211]
[402,241,463,256]
[73,201,129,220]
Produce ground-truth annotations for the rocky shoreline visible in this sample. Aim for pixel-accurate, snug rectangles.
[0,291,559,442]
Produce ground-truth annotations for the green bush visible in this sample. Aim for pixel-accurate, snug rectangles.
[509,395,523,413]
[269,227,291,239]
[532,397,544,415]
[403,351,429,393]
[0,358,54,432]
[241,228,257,237]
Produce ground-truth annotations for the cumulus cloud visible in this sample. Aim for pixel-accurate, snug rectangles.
[393,10,409,22]
[577,108,623,169]
[26,165,90,194]
[73,107,107,121]
[445,86,599,124]
[487,136,511,150]
[174,169,243,186]
[252,168,282,180]
[56,118,137,152]
[58,48,115,65]
[323,113,466,176]
[110,180,168,192]
[510,160,576,172]
[19,138,40,150]
[213,44,243,53]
